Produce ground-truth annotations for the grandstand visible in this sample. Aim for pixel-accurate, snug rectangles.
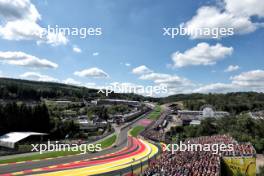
[178,110,229,120]
[0,132,47,149]
[0,132,47,156]
[141,111,171,142]
[248,110,264,120]
[177,105,229,124]
[143,135,256,176]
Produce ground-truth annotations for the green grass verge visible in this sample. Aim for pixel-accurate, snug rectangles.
[0,150,79,164]
[147,106,162,120]
[0,134,117,164]
[97,134,117,149]
[130,126,145,137]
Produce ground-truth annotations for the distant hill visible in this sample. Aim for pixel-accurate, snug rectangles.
[0,78,150,101]
[160,92,264,114]
[1,78,263,114]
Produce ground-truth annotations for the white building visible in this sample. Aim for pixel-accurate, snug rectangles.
[0,132,47,149]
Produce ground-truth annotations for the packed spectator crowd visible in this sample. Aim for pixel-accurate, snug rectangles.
[143,135,255,176]
[249,110,264,120]
[142,113,170,142]
[143,129,165,142]
[232,143,256,157]
[144,150,220,176]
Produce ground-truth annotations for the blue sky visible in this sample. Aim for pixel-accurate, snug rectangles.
[0,0,263,96]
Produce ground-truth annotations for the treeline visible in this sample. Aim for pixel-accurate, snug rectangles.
[0,78,98,101]
[0,103,79,139]
[160,92,264,114]
[167,115,264,153]
[0,78,150,102]
[0,103,51,135]
[87,105,131,120]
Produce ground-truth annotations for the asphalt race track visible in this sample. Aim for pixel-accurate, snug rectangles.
[0,111,160,176]
[0,136,158,176]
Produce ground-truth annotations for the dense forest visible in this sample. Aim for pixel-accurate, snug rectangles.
[0,78,151,101]
[0,78,151,139]
[160,92,264,114]
[0,102,79,139]
[4,78,263,115]
[0,103,51,135]
[1,78,264,140]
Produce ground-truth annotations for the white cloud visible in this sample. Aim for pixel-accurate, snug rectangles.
[224,65,239,72]
[154,75,192,86]
[193,83,235,93]
[132,66,196,96]
[92,52,99,56]
[120,62,131,67]
[0,0,68,46]
[135,67,264,95]
[132,65,153,75]
[84,82,97,88]
[0,0,41,21]
[183,0,264,39]
[144,73,193,88]
[194,70,264,93]
[109,82,142,92]
[171,43,233,67]
[225,0,264,18]
[184,6,257,39]
[125,63,131,67]
[63,78,97,89]
[231,70,264,88]
[0,51,58,68]
[72,46,82,53]
[0,20,42,41]
[74,67,109,78]
[42,30,68,46]
[139,73,170,81]
[19,72,59,82]
[63,78,82,86]
[7,69,264,96]
[138,72,194,95]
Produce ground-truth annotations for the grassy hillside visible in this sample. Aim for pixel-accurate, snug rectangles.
[0,78,149,101]
[1,78,263,114]
[160,92,264,114]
